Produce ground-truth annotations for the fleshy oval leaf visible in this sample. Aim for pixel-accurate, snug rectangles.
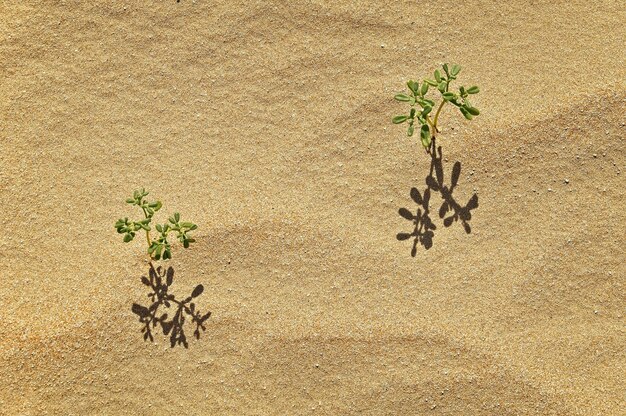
[394,93,411,102]
[392,115,408,124]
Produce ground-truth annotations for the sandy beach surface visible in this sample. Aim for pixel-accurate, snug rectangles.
[1,1,625,414]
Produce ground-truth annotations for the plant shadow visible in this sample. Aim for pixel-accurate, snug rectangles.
[131,263,211,348]
[397,138,479,256]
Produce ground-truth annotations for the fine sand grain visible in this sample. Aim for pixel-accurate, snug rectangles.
[1,1,625,415]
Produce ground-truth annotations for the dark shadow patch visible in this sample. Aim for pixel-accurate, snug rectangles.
[397,138,478,256]
[131,263,211,348]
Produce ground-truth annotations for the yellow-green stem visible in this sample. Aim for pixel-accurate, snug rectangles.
[426,117,436,131]
[432,100,446,134]
[141,206,152,247]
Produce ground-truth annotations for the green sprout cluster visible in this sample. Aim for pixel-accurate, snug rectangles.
[392,63,480,149]
[115,189,197,260]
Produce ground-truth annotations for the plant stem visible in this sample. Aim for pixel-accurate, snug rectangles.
[432,101,446,135]
[141,206,152,247]
[426,117,436,131]
[431,78,453,137]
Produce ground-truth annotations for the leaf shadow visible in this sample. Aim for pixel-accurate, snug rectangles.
[397,138,479,256]
[131,263,211,348]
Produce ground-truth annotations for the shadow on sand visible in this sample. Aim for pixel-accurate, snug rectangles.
[397,138,479,256]
[131,263,211,348]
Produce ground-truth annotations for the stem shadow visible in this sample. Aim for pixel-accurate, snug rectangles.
[396,138,479,256]
[131,263,211,348]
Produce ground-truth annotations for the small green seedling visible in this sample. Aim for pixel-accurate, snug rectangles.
[115,189,197,260]
[392,63,480,149]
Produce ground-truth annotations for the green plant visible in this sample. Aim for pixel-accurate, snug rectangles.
[115,189,197,260]
[392,63,480,149]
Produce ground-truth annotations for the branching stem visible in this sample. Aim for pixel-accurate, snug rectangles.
[141,206,152,247]
[432,100,446,135]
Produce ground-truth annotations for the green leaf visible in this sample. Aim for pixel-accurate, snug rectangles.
[420,82,429,95]
[460,107,473,120]
[156,224,163,232]
[434,70,442,83]
[424,79,438,86]
[148,201,162,211]
[407,124,414,137]
[409,108,416,118]
[442,63,449,76]
[407,80,419,94]
[181,222,194,228]
[442,92,455,101]
[392,115,408,124]
[174,213,180,222]
[437,82,447,93]
[126,198,135,204]
[394,93,411,102]
[422,106,432,117]
[189,224,198,231]
[123,233,133,243]
[467,86,480,94]
[466,106,480,116]
[451,64,461,76]
[420,124,431,148]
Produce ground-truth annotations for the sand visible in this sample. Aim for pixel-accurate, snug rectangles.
[1,1,625,414]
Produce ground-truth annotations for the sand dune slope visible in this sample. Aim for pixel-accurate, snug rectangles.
[1,1,624,415]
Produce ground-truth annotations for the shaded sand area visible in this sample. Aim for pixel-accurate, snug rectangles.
[1,1,624,414]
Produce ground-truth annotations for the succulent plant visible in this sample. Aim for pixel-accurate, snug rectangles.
[115,189,197,260]
[392,63,480,149]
